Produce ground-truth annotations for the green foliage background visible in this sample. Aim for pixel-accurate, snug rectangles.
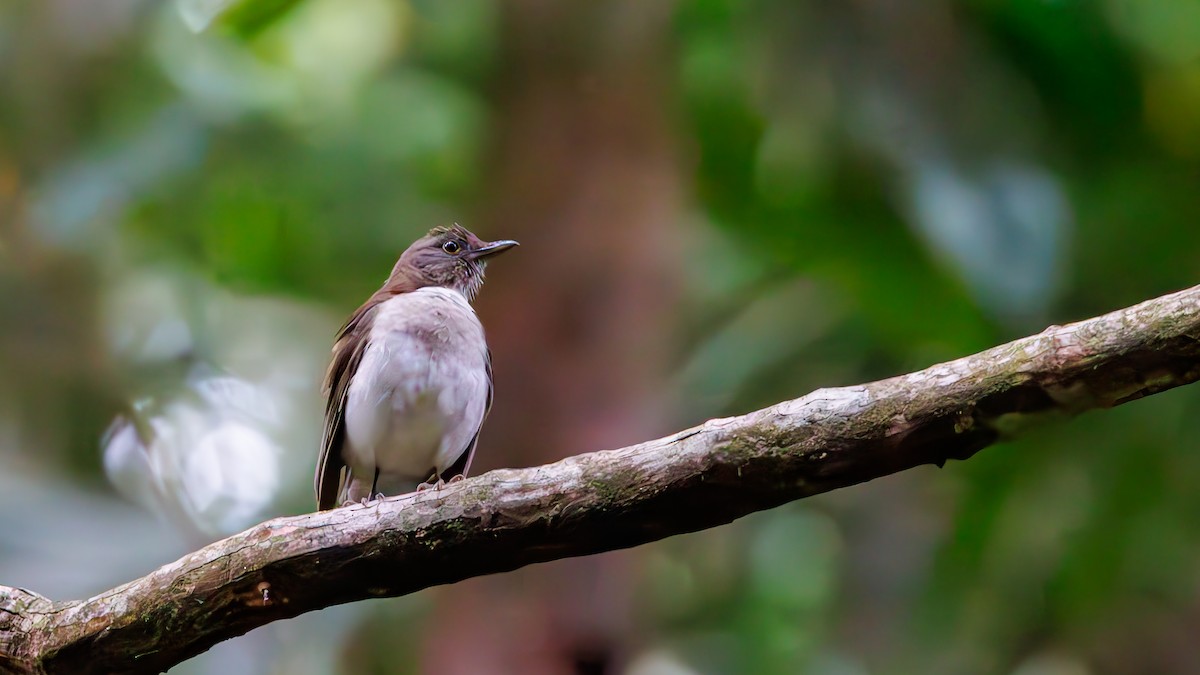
[1,0,1199,673]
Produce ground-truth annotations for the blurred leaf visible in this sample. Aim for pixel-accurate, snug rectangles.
[176,0,306,37]
[905,157,1070,324]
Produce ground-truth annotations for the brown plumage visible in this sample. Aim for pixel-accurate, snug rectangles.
[315,225,517,510]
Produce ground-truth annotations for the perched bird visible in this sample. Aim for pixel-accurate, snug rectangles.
[315,225,518,510]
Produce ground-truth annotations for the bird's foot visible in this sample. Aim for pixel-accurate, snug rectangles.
[446,474,465,484]
[416,479,446,492]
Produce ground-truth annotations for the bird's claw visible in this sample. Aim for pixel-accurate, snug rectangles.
[416,478,447,492]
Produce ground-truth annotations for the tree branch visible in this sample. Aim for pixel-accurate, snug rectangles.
[3,285,1200,674]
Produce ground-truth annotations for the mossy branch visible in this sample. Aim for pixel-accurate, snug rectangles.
[2,285,1200,674]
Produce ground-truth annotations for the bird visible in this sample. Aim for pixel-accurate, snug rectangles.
[314,224,518,510]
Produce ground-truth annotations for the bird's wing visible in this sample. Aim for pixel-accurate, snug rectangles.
[442,348,493,481]
[314,302,379,510]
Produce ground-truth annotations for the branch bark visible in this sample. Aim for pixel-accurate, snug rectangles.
[3,285,1200,674]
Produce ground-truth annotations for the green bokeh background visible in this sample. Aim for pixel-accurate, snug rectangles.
[2,0,1199,673]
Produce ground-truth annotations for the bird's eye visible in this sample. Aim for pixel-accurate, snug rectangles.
[442,240,461,254]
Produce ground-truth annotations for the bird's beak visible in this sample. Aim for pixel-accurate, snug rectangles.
[466,239,519,261]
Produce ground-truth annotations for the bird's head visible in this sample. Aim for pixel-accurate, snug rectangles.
[390,224,519,300]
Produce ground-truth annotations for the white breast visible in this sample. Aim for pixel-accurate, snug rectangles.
[342,287,490,481]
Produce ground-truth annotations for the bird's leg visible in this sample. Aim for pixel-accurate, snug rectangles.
[359,468,384,505]
[416,470,442,492]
